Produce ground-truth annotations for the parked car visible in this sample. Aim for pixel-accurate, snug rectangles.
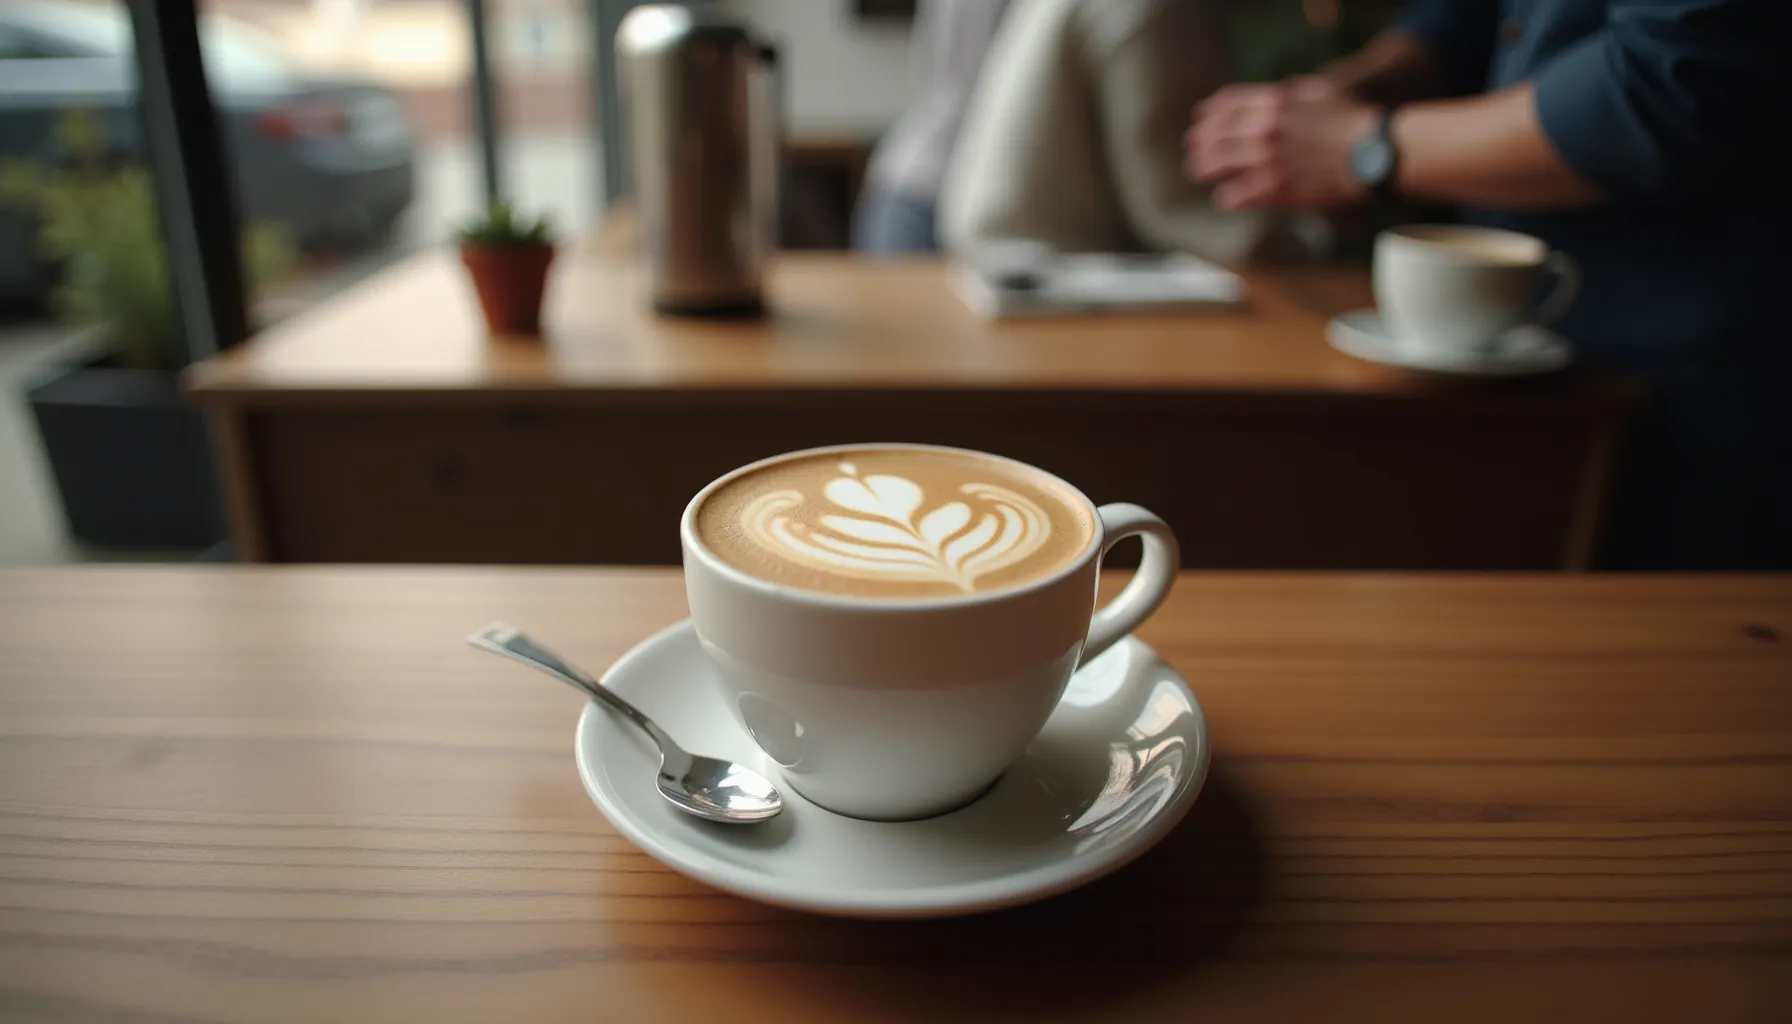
[0,0,415,302]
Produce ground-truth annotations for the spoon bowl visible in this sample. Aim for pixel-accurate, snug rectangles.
[469,622,783,823]
[659,751,784,823]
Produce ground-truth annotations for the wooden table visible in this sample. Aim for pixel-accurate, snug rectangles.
[185,235,1640,569]
[3,567,1788,1022]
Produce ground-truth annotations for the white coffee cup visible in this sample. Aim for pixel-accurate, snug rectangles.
[1374,225,1579,355]
[681,444,1180,821]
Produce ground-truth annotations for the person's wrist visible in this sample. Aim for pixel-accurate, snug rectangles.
[1291,73,1338,100]
[1348,103,1382,146]
[1307,53,1386,102]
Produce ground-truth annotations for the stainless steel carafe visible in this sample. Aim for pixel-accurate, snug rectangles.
[617,4,779,316]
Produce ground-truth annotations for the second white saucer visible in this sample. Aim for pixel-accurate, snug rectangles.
[574,619,1210,919]
[1327,308,1574,377]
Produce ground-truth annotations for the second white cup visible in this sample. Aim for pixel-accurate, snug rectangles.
[1374,225,1578,355]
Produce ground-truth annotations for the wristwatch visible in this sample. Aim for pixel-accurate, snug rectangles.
[1349,107,1401,200]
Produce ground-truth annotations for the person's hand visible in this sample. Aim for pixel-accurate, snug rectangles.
[1186,82,1381,211]
[1288,74,1345,102]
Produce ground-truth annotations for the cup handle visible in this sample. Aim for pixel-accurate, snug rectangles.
[1531,251,1580,327]
[1079,504,1180,668]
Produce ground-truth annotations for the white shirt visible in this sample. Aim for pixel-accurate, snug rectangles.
[865,0,1014,203]
[940,0,1314,263]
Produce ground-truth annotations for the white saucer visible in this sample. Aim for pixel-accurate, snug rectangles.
[1327,308,1573,377]
[574,620,1210,919]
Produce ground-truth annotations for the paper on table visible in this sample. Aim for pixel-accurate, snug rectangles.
[951,251,1246,319]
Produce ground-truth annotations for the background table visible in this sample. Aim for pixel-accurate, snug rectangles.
[2,567,1787,1022]
[186,233,1640,570]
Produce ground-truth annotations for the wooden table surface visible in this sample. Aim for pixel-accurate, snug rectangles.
[180,234,1640,570]
[185,239,1636,405]
[2,567,1788,1022]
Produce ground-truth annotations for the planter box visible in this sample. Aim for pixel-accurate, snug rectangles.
[25,354,226,549]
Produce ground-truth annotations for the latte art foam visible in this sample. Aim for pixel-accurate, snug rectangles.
[695,448,1095,599]
[743,463,1051,591]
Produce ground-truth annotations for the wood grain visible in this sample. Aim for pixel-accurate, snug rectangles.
[183,244,1639,404]
[2,568,1789,1022]
[234,395,1607,569]
[178,239,1640,570]
[210,409,268,563]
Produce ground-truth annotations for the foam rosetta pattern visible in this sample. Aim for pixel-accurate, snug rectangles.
[737,461,1052,592]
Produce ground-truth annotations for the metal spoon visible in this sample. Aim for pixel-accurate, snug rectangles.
[467,622,782,823]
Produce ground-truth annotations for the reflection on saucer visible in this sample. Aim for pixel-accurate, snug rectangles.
[574,620,1210,918]
[736,692,805,767]
[1060,642,1131,708]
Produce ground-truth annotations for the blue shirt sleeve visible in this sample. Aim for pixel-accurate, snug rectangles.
[1395,0,1502,96]
[1533,0,1783,203]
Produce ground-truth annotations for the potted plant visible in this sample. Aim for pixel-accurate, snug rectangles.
[1,111,293,550]
[458,202,556,336]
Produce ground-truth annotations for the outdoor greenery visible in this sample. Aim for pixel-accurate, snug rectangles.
[0,111,295,371]
[456,202,555,248]
[1229,0,1405,83]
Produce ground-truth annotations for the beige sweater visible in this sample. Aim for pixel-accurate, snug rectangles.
[939,0,1313,264]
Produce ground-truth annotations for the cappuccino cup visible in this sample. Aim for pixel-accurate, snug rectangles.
[681,443,1179,821]
[1374,225,1579,355]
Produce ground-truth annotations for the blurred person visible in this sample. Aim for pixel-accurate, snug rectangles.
[1188,0,1792,570]
[940,0,1316,264]
[853,0,1014,255]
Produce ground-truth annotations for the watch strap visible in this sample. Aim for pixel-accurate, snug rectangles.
[1369,106,1401,200]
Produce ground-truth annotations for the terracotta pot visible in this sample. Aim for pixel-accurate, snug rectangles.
[460,241,555,337]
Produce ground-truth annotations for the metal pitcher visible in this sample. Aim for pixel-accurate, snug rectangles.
[617,4,779,316]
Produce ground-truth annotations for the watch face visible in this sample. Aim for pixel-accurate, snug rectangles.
[1351,132,1395,188]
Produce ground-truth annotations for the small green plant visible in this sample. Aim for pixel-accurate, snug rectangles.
[0,110,295,371]
[457,201,554,247]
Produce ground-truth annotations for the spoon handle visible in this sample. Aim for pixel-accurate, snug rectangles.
[468,622,670,747]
